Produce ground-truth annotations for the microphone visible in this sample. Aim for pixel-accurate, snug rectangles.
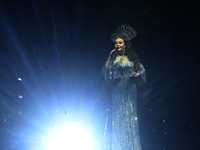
[111,47,118,56]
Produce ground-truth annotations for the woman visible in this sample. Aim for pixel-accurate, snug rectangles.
[102,24,146,150]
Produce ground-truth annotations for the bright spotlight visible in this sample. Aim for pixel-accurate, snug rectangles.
[47,125,94,150]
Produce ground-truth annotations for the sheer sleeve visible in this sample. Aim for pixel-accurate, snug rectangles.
[135,63,146,85]
[102,64,121,86]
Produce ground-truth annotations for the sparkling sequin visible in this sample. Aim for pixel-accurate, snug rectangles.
[102,59,146,150]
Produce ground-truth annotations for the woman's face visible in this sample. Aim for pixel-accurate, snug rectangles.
[115,38,126,52]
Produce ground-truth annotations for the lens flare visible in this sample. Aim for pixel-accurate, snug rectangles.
[47,125,94,150]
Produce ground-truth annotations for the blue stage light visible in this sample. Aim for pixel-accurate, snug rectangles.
[47,125,94,150]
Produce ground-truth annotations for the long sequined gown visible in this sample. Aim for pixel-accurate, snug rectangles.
[102,56,146,150]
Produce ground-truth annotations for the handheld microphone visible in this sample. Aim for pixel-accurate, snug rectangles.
[111,47,118,56]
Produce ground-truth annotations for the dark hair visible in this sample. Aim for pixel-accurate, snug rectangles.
[107,35,141,72]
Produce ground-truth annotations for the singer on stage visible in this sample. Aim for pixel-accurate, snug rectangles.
[102,24,146,150]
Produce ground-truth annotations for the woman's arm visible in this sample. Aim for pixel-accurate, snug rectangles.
[105,55,111,68]
[130,63,146,85]
[105,49,116,68]
[131,63,145,77]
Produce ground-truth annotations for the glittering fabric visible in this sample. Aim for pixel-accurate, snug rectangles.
[102,56,146,150]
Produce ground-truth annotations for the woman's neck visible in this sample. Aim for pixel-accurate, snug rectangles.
[117,55,127,57]
[118,49,126,56]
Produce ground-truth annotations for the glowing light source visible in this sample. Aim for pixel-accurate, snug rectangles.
[17,77,22,81]
[47,125,94,150]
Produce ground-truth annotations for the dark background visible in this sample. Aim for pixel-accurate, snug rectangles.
[0,0,199,149]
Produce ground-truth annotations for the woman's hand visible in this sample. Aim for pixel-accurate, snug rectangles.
[132,72,140,77]
[110,49,116,56]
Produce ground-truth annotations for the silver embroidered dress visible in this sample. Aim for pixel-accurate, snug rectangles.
[102,56,146,150]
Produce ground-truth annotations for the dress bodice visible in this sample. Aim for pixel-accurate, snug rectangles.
[114,56,132,65]
[112,56,134,79]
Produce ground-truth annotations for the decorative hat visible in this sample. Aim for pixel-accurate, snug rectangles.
[111,23,137,42]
